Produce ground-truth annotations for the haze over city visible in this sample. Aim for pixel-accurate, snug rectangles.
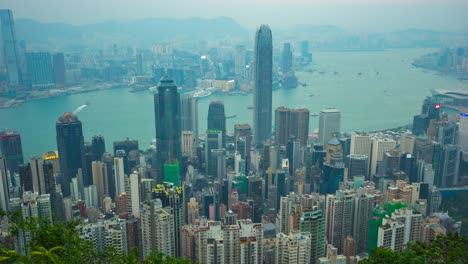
[0,1,467,264]
[2,0,468,31]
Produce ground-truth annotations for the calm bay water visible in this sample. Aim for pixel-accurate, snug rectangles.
[1,48,467,159]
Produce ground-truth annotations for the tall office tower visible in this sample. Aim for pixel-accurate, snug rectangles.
[154,76,182,181]
[400,133,416,154]
[187,197,200,225]
[276,231,311,264]
[234,124,252,173]
[125,173,140,217]
[56,112,86,197]
[343,235,356,264]
[299,207,326,263]
[153,184,184,257]
[113,138,139,175]
[275,107,310,148]
[459,113,468,150]
[350,132,372,156]
[325,190,355,254]
[318,244,347,264]
[19,164,33,193]
[438,121,458,146]
[346,155,368,180]
[392,208,422,244]
[25,52,55,89]
[0,129,23,174]
[80,217,128,255]
[52,52,66,85]
[136,53,143,75]
[91,161,108,207]
[282,43,293,73]
[91,135,106,161]
[113,157,126,197]
[0,10,21,87]
[29,156,46,195]
[321,138,345,195]
[0,156,9,212]
[377,217,405,251]
[248,176,264,223]
[352,190,375,254]
[141,199,175,259]
[301,40,312,63]
[253,25,273,147]
[318,108,341,145]
[84,185,98,208]
[235,45,246,77]
[43,161,63,222]
[101,152,115,200]
[181,131,195,161]
[207,100,226,147]
[180,92,198,141]
[205,130,222,178]
[437,144,460,187]
[370,137,396,178]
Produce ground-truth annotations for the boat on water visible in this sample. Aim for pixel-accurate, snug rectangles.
[309,94,314,97]
[193,89,213,98]
[334,72,338,75]
[310,113,318,117]
[319,71,325,74]
[129,85,150,92]
[301,83,307,87]
[247,106,253,110]
[226,115,237,119]
[358,72,362,76]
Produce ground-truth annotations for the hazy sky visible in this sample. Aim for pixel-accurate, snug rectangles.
[3,0,468,31]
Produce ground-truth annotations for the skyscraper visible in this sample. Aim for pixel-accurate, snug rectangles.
[26,51,55,89]
[325,190,355,254]
[282,43,293,73]
[154,76,182,181]
[0,10,21,87]
[460,113,468,150]
[91,135,106,161]
[0,156,9,212]
[181,131,195,161]
[113,138,139,175]
[235,45,246,77]
[318,108,341,145]
[234,124,252,174]
[370,137,396,178]
[180,92,198,141]
[207,100,226,148]
[91,161,108,207]
[276,231,311,264]
[275,107,310,148]
[0,128,23,174]
[253,25,273,146]
[52,52,66,85]
[56,112,86,197]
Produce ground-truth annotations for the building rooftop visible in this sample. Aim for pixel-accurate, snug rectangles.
[57,112,79,123]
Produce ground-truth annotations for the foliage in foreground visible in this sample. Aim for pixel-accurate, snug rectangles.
[0,210,190,264]
[361,233,468,264]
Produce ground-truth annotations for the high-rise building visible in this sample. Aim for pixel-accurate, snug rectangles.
[91,161,108,207]
[318,108,341,145]
[91,135,106,162]
[141,199,175,259]
[318,244,346,264]
[30,156,46,195]
[0,128,23,174]
[350,132,372,157]
[234,124,252,174]
[205,130,222,178]
[352,190,375,254]
[56,112,86,197]
[399,133,416,154]
[154,76,182,181]
[80,217,128,255]
[275,107,309,148]
[207,100,226,148]
[52,52,66,85]
[276,231,311,264]
[437,144,460,187]
[377,217,405,251]
[0,156,9,212]
[180,92,198,141]
[459,113,468,150]
[113,157,125,197]
[282,43,293,73]
[392,208,422,244]
[370,137,396,178]
[125,173,140,218]
[0,10,21,87]
[345,155,368,180]
[113,138,139,175]
[43,161,63,222]
[321,138,345,195]
[253,25,273,147]
[26,51,55,89]
[19,163,33,193]
[325,190,355,254]
[235,45,246,77]
[182,131,195,161]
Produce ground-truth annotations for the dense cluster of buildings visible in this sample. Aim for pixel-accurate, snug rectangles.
[1,9,467,264]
